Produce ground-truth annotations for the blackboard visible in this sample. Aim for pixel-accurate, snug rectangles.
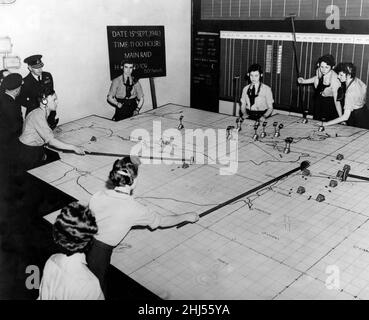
[191,32,220,112]
[106,25,166,80]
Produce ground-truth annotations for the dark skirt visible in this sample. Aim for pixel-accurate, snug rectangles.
[246,109,267,121]
[86,238,114,297]
[16,142,60,173]
[16,142,46,173]
[112,98,138,121]
[347,105,369,129]
[313,95,339,122]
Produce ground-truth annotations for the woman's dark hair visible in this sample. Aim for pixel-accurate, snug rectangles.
[334,62,356,78]
[247,63,263,74]
[53,202,98,255]
[120,59,139,83]
[109,156,139,187]
[245,64,263,82]
[37,87,56,105]
[317,54,336,68]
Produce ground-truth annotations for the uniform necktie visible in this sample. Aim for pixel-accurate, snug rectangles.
[125,78,133,99]
[37,76,41,82]
[248,85,256,107]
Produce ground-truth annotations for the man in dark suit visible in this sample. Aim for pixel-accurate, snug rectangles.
[18,54,58,129]
[0,73,23,146]
[0,73,23,202]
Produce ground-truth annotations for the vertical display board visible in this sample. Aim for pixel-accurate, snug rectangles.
[201,0,369,20]
[220,31,369,113]
[191,32,220,112]
[107,26,166,80]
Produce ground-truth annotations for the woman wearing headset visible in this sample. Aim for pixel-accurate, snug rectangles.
[18,88,85,171]
[107,60,144,121]
[240,63,274,122]
[323,62,369,129]
[298,54,342,121]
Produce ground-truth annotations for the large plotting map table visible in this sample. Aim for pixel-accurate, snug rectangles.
[32,104,369,300]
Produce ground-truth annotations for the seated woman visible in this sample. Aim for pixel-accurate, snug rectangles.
[323,62,369,129]
[18,88,85,171]
[240,63,274,122]
[298,54,342,121]
[107,60,144,121]
[38,202,104,300]
[86,156,199,296]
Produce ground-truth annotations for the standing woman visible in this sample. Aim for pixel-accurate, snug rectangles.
[323,62,369,129]
[87,156,199,296]
[18,88,85,172]
[240,63,274,122]
[107,60,144,121]
[298,54,342,121]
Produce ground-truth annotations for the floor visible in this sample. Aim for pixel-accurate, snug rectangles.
[0,161,160,300]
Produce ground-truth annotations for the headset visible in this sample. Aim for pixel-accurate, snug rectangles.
[245,63,264,82]
[38,88,55,106]
[246,72,263,78]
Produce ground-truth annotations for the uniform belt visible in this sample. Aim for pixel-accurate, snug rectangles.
[116,97,137,102]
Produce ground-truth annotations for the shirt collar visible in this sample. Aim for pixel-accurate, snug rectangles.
[31,73,41,81]
[5,92,16,100]
[67,252,87,265]
[114,186,132,195]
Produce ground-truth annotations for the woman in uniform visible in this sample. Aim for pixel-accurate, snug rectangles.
[107,60,144,121]
[323,62,369,129]
[240,63,274,122]
[86,156,199,296]
[298,54,342,121]
[18,88,85,171]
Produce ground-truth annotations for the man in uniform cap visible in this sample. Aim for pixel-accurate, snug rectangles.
[0,69,11,94]
[17,54,58,129]
[0,73,24,144]
[0,73,24,195]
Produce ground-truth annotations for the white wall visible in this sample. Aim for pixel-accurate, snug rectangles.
[0,0,191,123]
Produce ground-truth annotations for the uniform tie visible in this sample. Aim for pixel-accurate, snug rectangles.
[248,85,256,107]
[125,78,133,99]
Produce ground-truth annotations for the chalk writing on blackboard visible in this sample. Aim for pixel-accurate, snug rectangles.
[107,26,166,80]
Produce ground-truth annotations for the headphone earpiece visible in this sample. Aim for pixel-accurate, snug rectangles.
[42,98,48,105]
[246,72,263,79]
